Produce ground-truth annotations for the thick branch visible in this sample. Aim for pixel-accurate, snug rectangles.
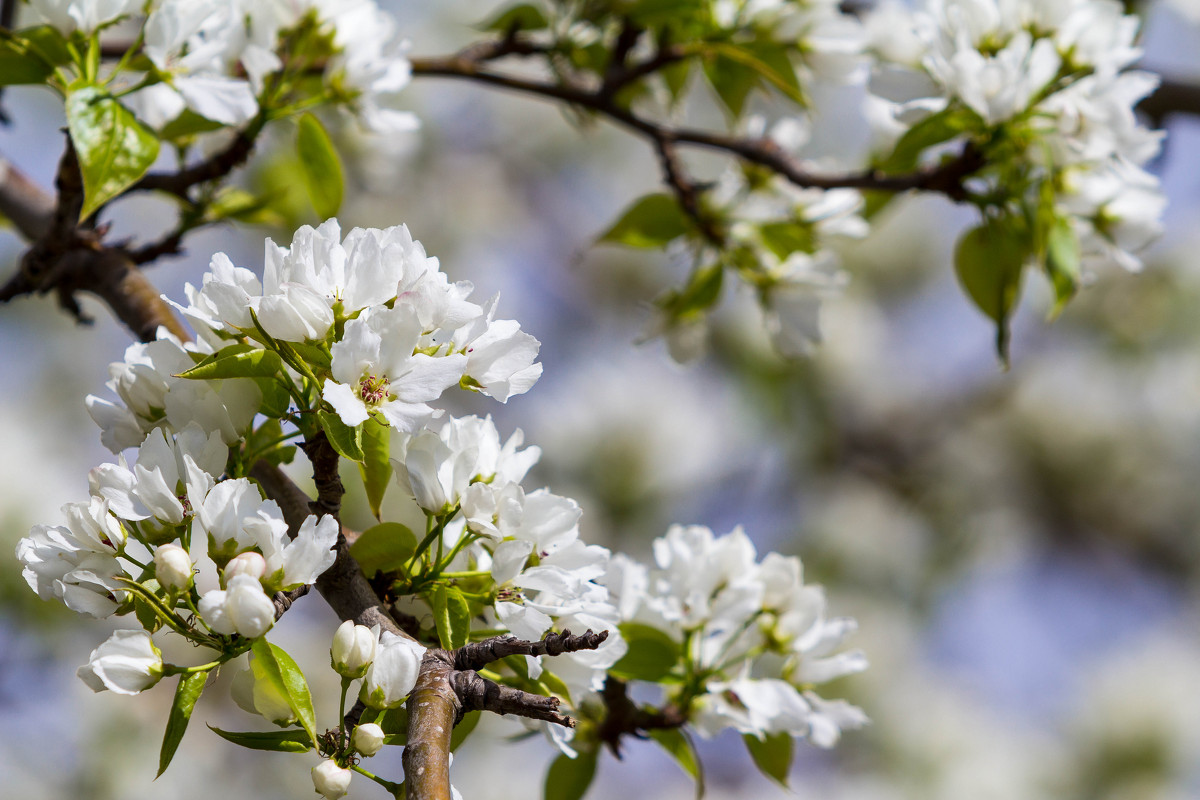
[0,154,54,239]
[404,650,458,800]
[454,629,609,671]
[597,677,688,757]
[451,670,574,726]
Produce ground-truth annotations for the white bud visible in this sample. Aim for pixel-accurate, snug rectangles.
[331,620,377,678]
[153,544,193,592]
[76,630,164,695]
[351,722,385,757]
[224,551,266,584]
[362,632,425,709]
[312,759,352,799]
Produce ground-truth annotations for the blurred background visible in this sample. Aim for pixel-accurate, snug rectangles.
[3,1,1200,799]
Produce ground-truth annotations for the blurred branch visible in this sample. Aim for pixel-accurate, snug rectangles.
[409,43,986,202]
[1137,76,1200,126]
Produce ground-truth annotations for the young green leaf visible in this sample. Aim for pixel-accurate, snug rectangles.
[0,38,55,85]
[702,54,760,118]
[954,217,1029,361]
[349,522,418,577]
[207,726,313,753]
[158,670,210,776]
[430,585,472,650]
[479,3,549,32]
[253,377,294,419]
[544,750,598,800]
[743,732,793,788]
[176,347,284,380]
[1044,215,1081,316]
[317,409,365,462]
[359,418,392,520]
[649,728,703,795]
[250,639,319,749]
[65,85,160,221]
[879,106,976,174]
[295,113,344,220]
[599,193,690,249]
[759,222,815,260]
[609,623,680,682]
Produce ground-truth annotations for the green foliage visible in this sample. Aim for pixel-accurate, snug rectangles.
[599,193,691,249]
[249,640,319,748]
[176,345,284,380]
[743,732,793,788]
[318,409,365,462]
[480,3,549,32]
[954,215,1031,361]
[657,262,724,321]
[295,113,344,220]
[349,522,419,577]
[359,418,392,520]
[430,584,472,650]
[759,222,816,260]
[207,726,314,753]
[648,728,703,794]
[879,106,979,174]
[544,750,599,800]
[65,84,161,220]
[158,670,210,776]
[1043,214,1081,316]
[609,623,680,681]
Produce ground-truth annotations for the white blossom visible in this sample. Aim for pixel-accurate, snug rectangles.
[76,630,164,695]
[362,632,424,708]
[198,574,276,638]
[331,620,378,679]
[312,759,352,800]
[352,722,385,757]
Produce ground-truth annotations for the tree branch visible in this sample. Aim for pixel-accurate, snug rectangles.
[454,629,609,672]
[409,49,986,200]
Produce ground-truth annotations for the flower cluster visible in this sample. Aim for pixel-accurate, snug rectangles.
[390,414,628,699]
[865,0,1165,274]
[15,218,865,795]
[27,0,417,134]
[608,524,868,746]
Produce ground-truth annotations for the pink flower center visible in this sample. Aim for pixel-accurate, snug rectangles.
[359,374,390,406]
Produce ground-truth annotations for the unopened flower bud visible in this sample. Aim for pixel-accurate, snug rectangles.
[224,551,266,584]
[352,722,385,757]
[331,620,376,678]
[362,632,424,709]
[76,630,164,695]
[312,759,352,799]
[154,543,193,592]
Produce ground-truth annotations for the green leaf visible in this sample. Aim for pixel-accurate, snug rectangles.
[160,109,226,141]
[349,522,418,577]
[288,341,333,371]
[880,106,976,174]
[158,670,210,776]
[317,409,365,462]
[19,26,72,66]
[702,54,760,118]
[430,584,472,650]
[480,3,549,32]
[253,377,293,419]
[295,112,343,220]
[359,418,391,520]
[609,623,680,682]
[451,710,481,752]
[250,639,319,749]
[177,347,284,380]
[661,59,693,105]
[649,728,703,794]
[207,726,313,753]
[544,750,598,800]
[743,732,793,788]
[1044,215,1080,316]
[0,39,54,86]
[627,0,710,27]
[759,222,815,260]
[376,705,409,738]
[954,216,1029,362]
[65,85,160,220]
[599,193,690,249]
